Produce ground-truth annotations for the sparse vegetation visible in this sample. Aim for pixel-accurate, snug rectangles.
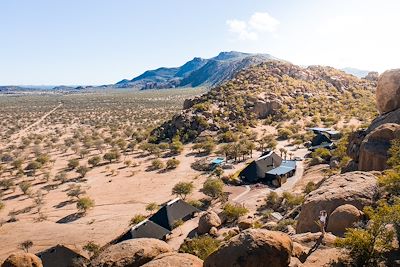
[179,236,221,260]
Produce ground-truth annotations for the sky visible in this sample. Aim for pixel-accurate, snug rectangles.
[1,0,399,85]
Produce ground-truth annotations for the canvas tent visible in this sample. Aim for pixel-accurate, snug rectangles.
[149,198,199,231]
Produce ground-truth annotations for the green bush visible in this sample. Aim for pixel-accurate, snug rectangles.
[202,178,224,199]
[130,214,146,225]
[335,202,400,266]
[77,197,95,214]
[179,236,221,260]
[172,182,194,199]
[151,159,165,170]
[166,158,180,169]
[223,203,248,222]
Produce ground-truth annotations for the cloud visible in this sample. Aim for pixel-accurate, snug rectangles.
[226,12,279,41]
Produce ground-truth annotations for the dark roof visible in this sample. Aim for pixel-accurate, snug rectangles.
[149,198,199,231]
[311,133,332,147]
[36,244,87,267]
[239,161,258,182]
[131,219,171,239]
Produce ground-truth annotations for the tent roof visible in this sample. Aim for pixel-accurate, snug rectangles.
[149,198,199,231]
[131,219,170,239]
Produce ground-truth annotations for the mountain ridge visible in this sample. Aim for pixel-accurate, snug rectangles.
[115,51,278,90]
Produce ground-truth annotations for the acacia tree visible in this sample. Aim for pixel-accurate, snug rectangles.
[172,182,194,200]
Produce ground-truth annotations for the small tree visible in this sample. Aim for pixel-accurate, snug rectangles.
[172,182,194,200]
[19,240,33,252]
[130,214,146,225]
[54,171,68,184]
[170,140,184,155]
[67,184,86,200]
[202,178,224,199]
[77,196,95,214]
[76,165,90,178]
[88,156,101,167]
[19,181,32,195]
[103,150,121,163]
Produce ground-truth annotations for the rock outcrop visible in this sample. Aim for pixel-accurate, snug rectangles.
[204,229,293,267]
[198,211,222,234]
[326,204,363,236]
[142,253,203,267]
[1,253,43,267]
[90,238,172,267]
[376,69,400,114]
[358,123,400,171]
[346,68,400,172]
[251,100,281,119]
[296,172,377,233]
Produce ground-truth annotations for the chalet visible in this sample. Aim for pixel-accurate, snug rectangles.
[308,127,340,151]
[239,151,297,187]
[149,198,200,231]
[36,244,87,267]
[111,219,171,244]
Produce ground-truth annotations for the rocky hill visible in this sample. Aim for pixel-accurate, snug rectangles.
[115,51,277,89]
[152,60,377,142]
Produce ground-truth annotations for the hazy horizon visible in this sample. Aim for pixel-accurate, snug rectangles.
[1,0,399,85]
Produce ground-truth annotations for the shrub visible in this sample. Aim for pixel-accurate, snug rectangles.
[0,201,4,211]
[19,181,32,195]
[83,241,100,258]
[151,159,164,170]
[103,151,121,163]
[282,192,304,209]
[335,202,400,266]
[19,240,33,252]
[311,148,331,161]
[145,202,159,213]
[265,192,282,210]
[223,203,248,222]
[54,171,68,184]
[179,236,221,260]
[166,158,180,169]
[68,159,79,170]
[77,197,95,214]
[170,140,184,154]
[76,165,90,178]
[130,214,146,225]
[202,178,224,199]
[67,185,86,200]
[88,156,101,167]
[277,128,293,140]
[172,182,194,199]
[304,181,317,194]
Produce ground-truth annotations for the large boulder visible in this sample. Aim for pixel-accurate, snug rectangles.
[2,253,42,267]
[204,229,293,267]
[377,69,400,114]
[296,172,377,233]
[198,211,221,234]
[141,253,203,267]
[358,123,400,171]
[326,204,363,236]
[251,100,281,119]
[90,238,172,267]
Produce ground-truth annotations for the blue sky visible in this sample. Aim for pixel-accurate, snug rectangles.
[1,0,399,85]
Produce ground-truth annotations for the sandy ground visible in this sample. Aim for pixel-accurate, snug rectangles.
[0,146,208,260]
